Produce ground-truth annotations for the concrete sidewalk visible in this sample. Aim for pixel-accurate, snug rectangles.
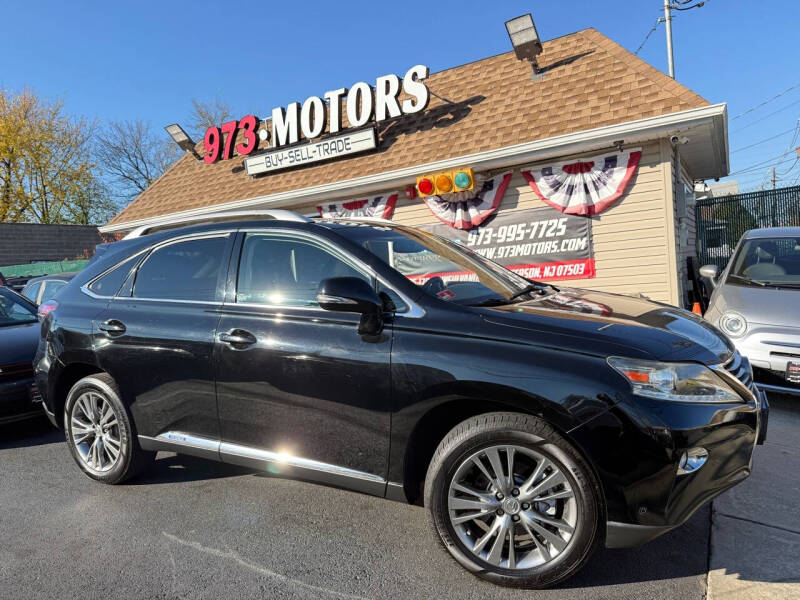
[708,394,800,599]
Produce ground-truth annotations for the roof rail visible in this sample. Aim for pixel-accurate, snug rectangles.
[122,210,311,240]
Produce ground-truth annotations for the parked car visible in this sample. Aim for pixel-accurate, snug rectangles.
[21,272,77,305]
[0,286,42,425]
[35,213,767,589]
[701,226,800,396]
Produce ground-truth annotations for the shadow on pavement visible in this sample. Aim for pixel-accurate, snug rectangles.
[558,506,710,588]
[0,415,63,449]
[130,452,254,486]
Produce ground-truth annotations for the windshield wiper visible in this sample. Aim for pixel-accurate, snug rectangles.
[762,281,800,288]
[729,275,767,287]
[508,281,559,301]
[469,297,516,307]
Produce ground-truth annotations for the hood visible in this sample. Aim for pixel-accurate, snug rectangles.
[479,287,733,364]
[715,282,800,327]
[0,321,40,366]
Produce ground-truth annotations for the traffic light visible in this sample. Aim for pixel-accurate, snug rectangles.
[416,168,474,197]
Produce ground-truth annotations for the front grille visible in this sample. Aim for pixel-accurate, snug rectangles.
[723,351,756,393]
[0,362,34,382]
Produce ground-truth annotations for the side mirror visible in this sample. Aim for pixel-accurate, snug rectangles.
[317,277,383,335]
[699,265,719,288]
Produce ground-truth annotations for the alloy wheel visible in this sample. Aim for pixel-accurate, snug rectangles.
[69,391,122,473]
[447,444,578,570]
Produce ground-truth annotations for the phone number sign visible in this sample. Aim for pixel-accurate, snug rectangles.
[423,206,595,281]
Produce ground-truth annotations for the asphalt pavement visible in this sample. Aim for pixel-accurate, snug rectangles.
[0,406,751,600]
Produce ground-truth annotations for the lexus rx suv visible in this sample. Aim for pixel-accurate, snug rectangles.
[35,213,767,588]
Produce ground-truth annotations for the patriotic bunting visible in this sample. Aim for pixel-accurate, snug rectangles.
[423,171,513,230]
[317,193,398,220]
[521,148,641,216]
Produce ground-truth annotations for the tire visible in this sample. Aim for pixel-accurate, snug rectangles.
[64,373,155,484]
[424,412,602,589]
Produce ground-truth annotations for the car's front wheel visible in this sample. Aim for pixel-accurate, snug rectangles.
[64,373,154,484]
[424,412,602,588]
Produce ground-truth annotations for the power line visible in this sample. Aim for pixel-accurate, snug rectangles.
[731,80,800,121]
[730,126,797,154]
[634,18,663,55]
[732,97,800,133]
[729,154,796,176]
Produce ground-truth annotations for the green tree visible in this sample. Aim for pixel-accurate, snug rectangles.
[0,88,114,224]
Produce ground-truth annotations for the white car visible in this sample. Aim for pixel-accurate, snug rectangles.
[701,227,800,395]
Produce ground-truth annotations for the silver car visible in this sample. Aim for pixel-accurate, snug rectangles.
[701,227,800,396]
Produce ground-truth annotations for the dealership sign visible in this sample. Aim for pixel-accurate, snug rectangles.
[244,128,377,175]
[202,65,430,172]
[419,206,595,281]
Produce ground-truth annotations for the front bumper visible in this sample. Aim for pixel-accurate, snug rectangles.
[0,377,42,425]
[731,325,800,392]
[570,386,766,549]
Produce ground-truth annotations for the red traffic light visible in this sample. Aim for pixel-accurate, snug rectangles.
[417,177,435,196]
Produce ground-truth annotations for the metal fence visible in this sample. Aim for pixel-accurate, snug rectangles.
[695,185,800,270]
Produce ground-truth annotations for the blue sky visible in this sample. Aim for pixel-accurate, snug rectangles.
[2,0,799,190]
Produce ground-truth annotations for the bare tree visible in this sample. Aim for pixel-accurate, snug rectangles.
[95,120,180,202]
[189,97,233,138]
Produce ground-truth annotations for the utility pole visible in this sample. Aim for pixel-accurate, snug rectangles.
[664,0,675,78]
[772,167,777,190]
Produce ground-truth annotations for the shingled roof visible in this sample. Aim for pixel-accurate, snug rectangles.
[107,28,710,227]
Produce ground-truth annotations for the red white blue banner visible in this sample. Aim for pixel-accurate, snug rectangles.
[423,171,513,230]
[521,148,641,216]
[317,193,398,220]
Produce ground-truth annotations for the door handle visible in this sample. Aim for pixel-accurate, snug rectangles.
[218,329,257,347]
[98,319,126,335]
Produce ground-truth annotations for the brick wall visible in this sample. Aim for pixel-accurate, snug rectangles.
[0,223,105,268]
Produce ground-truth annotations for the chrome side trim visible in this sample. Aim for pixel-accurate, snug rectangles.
[317,294,358,306]
[138,431,220,461]
[220,441,385,484]
[138,431,387,496]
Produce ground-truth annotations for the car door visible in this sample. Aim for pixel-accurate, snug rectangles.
[215,229,392,494]
[93,232,234,441]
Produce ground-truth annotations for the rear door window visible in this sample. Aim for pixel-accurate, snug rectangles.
[89,254,141,297]
[133,236,228,302]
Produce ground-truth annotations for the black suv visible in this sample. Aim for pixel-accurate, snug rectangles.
[35,213,767,588]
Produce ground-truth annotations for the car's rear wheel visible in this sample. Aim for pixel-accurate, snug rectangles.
[64,373,154,484]
[424,412,602,588]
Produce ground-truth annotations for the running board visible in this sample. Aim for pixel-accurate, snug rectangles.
[139,431,386,496]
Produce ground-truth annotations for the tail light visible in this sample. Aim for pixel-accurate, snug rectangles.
[38,299,58,318]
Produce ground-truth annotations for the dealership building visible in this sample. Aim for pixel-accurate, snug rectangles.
[100,27,729,308]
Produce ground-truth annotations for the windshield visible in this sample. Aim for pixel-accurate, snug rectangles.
[0,287,38,326]
[728,236,800,287]
[334,223,548,305]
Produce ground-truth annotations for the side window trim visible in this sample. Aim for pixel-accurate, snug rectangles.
[127,232,233,304]
[230,230,374,310]
[231,228,422,317]
[83,230,235,303]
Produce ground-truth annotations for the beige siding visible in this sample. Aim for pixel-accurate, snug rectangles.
[297,141,681,305]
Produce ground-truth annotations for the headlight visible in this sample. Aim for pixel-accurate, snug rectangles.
[607,357,742,403]
[718,311,747,337]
